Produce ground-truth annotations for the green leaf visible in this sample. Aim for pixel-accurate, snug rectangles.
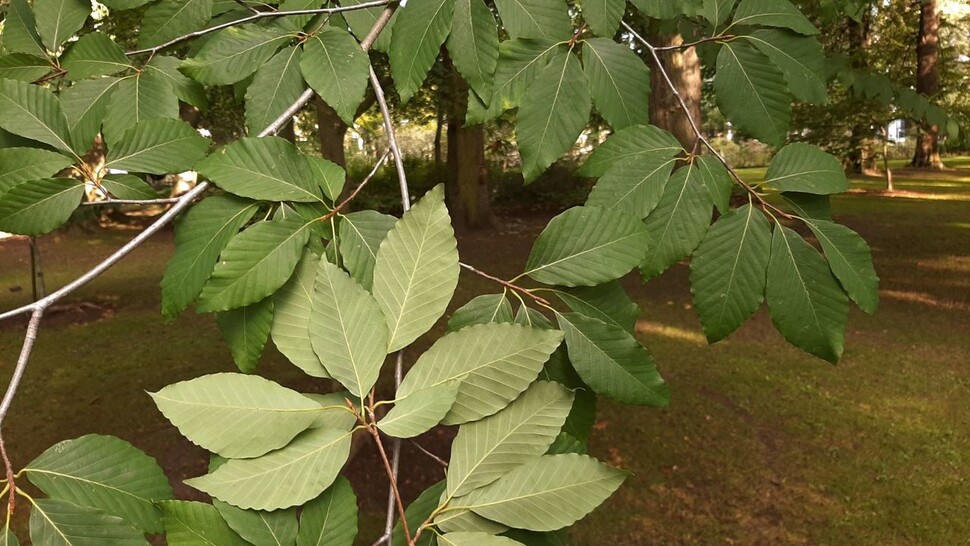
[388,0,455,102]
[102,72,181,145]
[372,185,460,352]
[139,0,214,49]
[714,41,790,147]
[24,435,172,533]
[694,155,733,214]
[60,77,125,154]
[161,195,258,318]
[213,502,297,546]
[447,381,572,498]
[99,174,159,200]
[582,38,650,130]
[306,156,345,201]
[246,45,306,134]
[151,372,321,458]
[745,29,826,105]
[0,53,52,82]
[309,260,389,398]
[448,293,515,331]
[561,389,596,443]
[0,148,72,192]
[806,219,879,314]
[689,204,771,342]
[272,251,330,377]
[145,55,208,110]
[458,454,626,532]
[553,281,640,333]
[0,78,74,154]
[303,392,357,430]
[338,210,397,291]
[0,527,17,546]
[640,161,713,280]
[1,0,48,58]
[493,0,572,41]
[392,481,446,546]
[730,0,818,35]
[341,0,397,53]
[782,192,831,220]
[62,32,131,80]
[766,225,848,363]
[378,380,461,438]
[301,27,370,126]
[296,476,358,546]
[439,533,525,546]
[764,143,848,194]
[557,312,669,406]
[181,25,291,85]
[397,323,564,424]
[502,529,567,546]
[100,0,154,10]
[525,205,651,287]
[700,0,737,28]
[576,124,683,178]
[29,498,147,545]
[197,136,324,203]
[33,0,89,51]
[185,427,352,511]
[215,297,274,373]
[448,0,499,100]
[484,39,563,120]
[159,500,249,545]
[585,155,676,219]
[578,0,623,37]
[0,178,83,235]
[517,51,591,182]
[105,119,210,174]
[514,305,553,329]
[435,507,508,536]
[630,0,701,18]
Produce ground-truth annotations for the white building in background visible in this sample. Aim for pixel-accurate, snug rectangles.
[887,119,908,143]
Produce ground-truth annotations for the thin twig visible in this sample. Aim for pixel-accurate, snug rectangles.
[232,0,261,14]
[410,439,448,469]
[369,424,411,543]
[125,0,393,56]
[654,34,735,52]
[81,197,183,206]
[620,21,793,221]
[459,262,552,307]
[323,150,391,222]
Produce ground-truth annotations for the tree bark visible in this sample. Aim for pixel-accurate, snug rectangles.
[844,11,873,173]
[446,68,496,231]
[910,0,944,169]
[314,97,349,168]
[647,24,702,150]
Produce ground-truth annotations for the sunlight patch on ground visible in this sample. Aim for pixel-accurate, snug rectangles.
[636,320,708,345]
[845,189,970,201]
[880,289,970,312]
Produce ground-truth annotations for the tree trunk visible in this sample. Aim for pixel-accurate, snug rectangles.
[434,105,444,166]
[910,0,944,169]
[446,69,496,231]
[647,24,702,150]
[314,97,349,168]
[843,10,873,174]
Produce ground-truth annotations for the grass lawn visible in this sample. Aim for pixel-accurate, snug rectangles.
[1,160,968,545]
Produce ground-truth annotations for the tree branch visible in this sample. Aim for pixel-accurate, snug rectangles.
[81,197,184,206]
[459,262,553,307]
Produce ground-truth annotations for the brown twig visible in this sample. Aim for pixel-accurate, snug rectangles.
[368,424,412,543]
[321,150,390,222]
[459,262,553,307]
[410,439,448,469]
[654,34,736,52]
[0,434,15,517]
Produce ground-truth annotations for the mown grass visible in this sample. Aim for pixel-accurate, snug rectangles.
[1,160,968,545]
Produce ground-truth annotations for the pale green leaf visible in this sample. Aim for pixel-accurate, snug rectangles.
[181,25,291,85]
[458,454,626,531]
[714,41,790,147]
[303,392,357,430]
[185,427,352,510]
[139,0,214,49]
[296,476,358,546]
[34,0,89,51]
[585,154,676,219]
[159,500,249,545]
[268,0,325,32]
[388,0,455,102]
[641,161,713,280]
[0,53,52,82]
[161,195,258,318]
[197,136,324,203]
[694,155,733,214]
[100,174,159,200]
[301,27,371,126]
[215,297,274,373]
[689,204,771,342]
[309,260,389,398]
[246,45,306,134]
[0,527,17,546]
[514,305,554,329]
[517,51,591,182]
[151,372,321,458]
[60,77,125,154]
[493,0,572,41]
[576,124,683,178]
[806,219,879,314]
[701,0,737,28]
[62,32,131,80]
[525,205,651,287]
[766,225,848,363]
[553,281,639,333]
[339,210,397,290]
[29,499,146,545]
[0,78,74,154]
[378,380,461,438]
[102,72,180,145]
[145,55,208,109]
[439,533,524,546]
[307,156,345,201]
[341,0,397,53]
[24,434,173,534]
[447,0,499,100]
[448,293,515,332]
[579,0,623,37]
[557,312,669,406]
[213,502,298,546]
[745,29,827,105]
[272,251,330,377]
[730,0,818,35]
[481,39,563,122]
[372,185,460,352]
[582,38,650,130]
[105,118,210,174]
[1,0,48,58]
[0,178,83,235]
[0,148,72,192]
[447,381,572,497]
[765,143,848,194]
[397,323,563,424]
[435,508,507,536]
